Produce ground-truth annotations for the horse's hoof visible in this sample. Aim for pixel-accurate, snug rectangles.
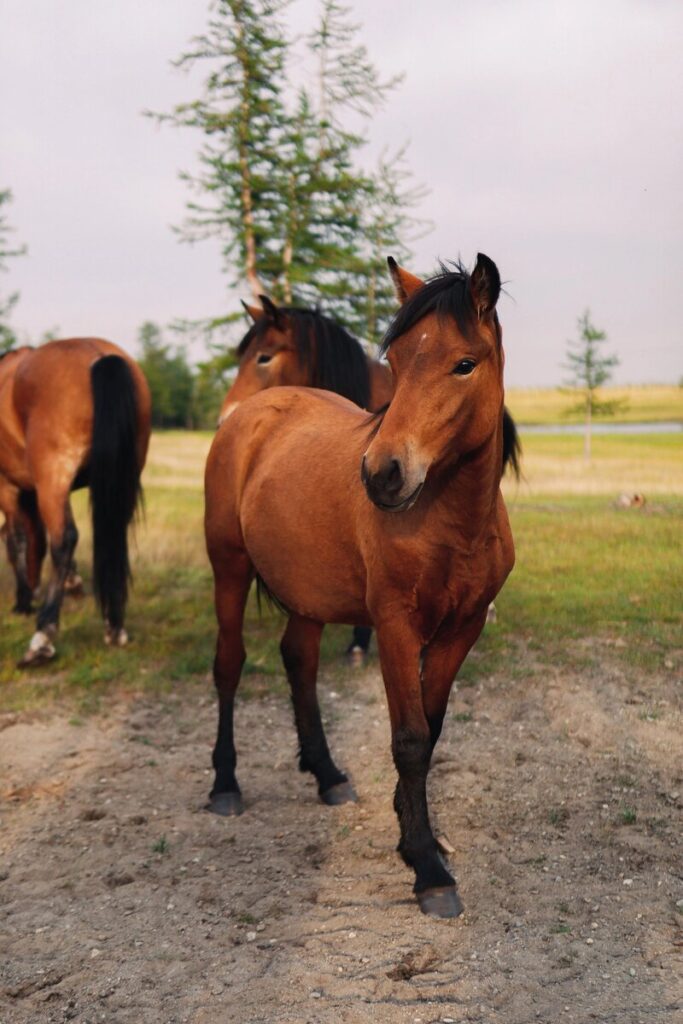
[64,574,85,598]
[320,780,358,806]
[207,792,244,817]
[416,886,463,919]
[345,645,366,669]
[17,631,57,669]
[12,603,34,616]
[104,626,128,648]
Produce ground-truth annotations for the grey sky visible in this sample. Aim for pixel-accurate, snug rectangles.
[1,0,681,386]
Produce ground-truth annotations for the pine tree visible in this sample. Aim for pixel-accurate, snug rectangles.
[148,0,292,306]
[564,310,623,462]
[362,148,431,345]
[0,189,27,352]
[290,0,404,337]
[152,0,429,344]
[137,321,194,427]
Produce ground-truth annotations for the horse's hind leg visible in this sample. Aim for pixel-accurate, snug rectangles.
[208,552,253,817]
[0,483,35,614]
[281,614,356,805]
[18,485,78,667]
[19,490,47,605]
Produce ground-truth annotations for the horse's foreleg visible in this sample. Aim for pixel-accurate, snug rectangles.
[18,488,78,667]
[208,553,253,817]
[421,613,489,751]
[281,614,356,805]
[374,620,460,917]
[413,613,489,915]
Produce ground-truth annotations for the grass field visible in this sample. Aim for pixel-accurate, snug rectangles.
[506,384,682,424]
[1,429,681,712]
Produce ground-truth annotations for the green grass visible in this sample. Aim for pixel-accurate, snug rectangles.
[506,384,682,425]
[1,431,681,713]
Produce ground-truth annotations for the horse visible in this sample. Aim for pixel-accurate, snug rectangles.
[218,296,393,426]
[220,296,508,650]
[220,299,393,661]
[0,338,151,666]
[204,253,519,917]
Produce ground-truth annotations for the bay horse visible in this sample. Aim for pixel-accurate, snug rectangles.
[220,297,507,653]
[220,299,393,660]
[204,254,519,917]
[218,296,393,425]
[0,338,151,666]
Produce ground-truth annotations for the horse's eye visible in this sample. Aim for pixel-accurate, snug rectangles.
[256,353,273,366]
[453,359,476,376]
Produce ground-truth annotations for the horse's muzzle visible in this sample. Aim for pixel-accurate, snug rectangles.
[361,455,423,512]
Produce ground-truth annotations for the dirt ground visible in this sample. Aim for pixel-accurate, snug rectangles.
[1,651,681,1024]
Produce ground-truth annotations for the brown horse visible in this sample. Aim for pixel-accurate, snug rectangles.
[220,300,394,660]
[218,297,393,424]
[0,338,151,666]
[221,297,505,653]
[204,254,518,917]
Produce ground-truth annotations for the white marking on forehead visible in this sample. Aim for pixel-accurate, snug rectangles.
[420,332,428,342]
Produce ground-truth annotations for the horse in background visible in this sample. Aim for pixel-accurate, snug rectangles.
[218,297,393,425]
[220,299,393,660]
[204,254,519,917]
[0,338,151,666]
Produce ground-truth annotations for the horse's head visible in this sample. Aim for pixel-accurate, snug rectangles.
[362,254,506,511]
[218,300,371,424]
[218,297,305,424]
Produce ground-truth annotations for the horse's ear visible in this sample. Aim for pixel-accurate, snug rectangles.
[387,257,424,303]
[469,253,501,318]
[258,295,287,329]
[241,300,263,322]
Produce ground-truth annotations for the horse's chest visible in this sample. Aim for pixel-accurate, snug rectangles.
[409,541,507,642]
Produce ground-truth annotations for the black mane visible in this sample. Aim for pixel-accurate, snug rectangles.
[382,261,485,355]
[237,307,371,410]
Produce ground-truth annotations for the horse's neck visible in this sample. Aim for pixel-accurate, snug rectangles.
[437,427,504,546]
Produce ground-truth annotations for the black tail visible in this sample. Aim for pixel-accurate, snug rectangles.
[90,355,142,630]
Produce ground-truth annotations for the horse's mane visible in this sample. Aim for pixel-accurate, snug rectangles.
[381,261,500,355]
[237,307,371,410]
[502,407,521,479]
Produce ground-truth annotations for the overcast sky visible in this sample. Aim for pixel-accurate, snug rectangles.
[1,0,682,386]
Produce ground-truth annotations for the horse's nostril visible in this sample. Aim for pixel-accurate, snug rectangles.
[384,458,403,494]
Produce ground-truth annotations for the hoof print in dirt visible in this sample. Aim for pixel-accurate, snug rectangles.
[416,885,463,919]
[208,792,244,817]
[320,779,358,806]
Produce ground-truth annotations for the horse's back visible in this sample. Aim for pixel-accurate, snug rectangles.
[14,338,149,412]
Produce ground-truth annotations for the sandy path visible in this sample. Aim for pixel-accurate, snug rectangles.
[1,654,681,1024]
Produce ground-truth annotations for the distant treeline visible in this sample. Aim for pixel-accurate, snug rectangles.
[137,321,234,429]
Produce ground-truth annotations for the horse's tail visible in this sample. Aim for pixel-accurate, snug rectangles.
[89,355,142,630]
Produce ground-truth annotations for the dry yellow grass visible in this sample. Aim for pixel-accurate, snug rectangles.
[506,385,682,425]
[506,433,683,497]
